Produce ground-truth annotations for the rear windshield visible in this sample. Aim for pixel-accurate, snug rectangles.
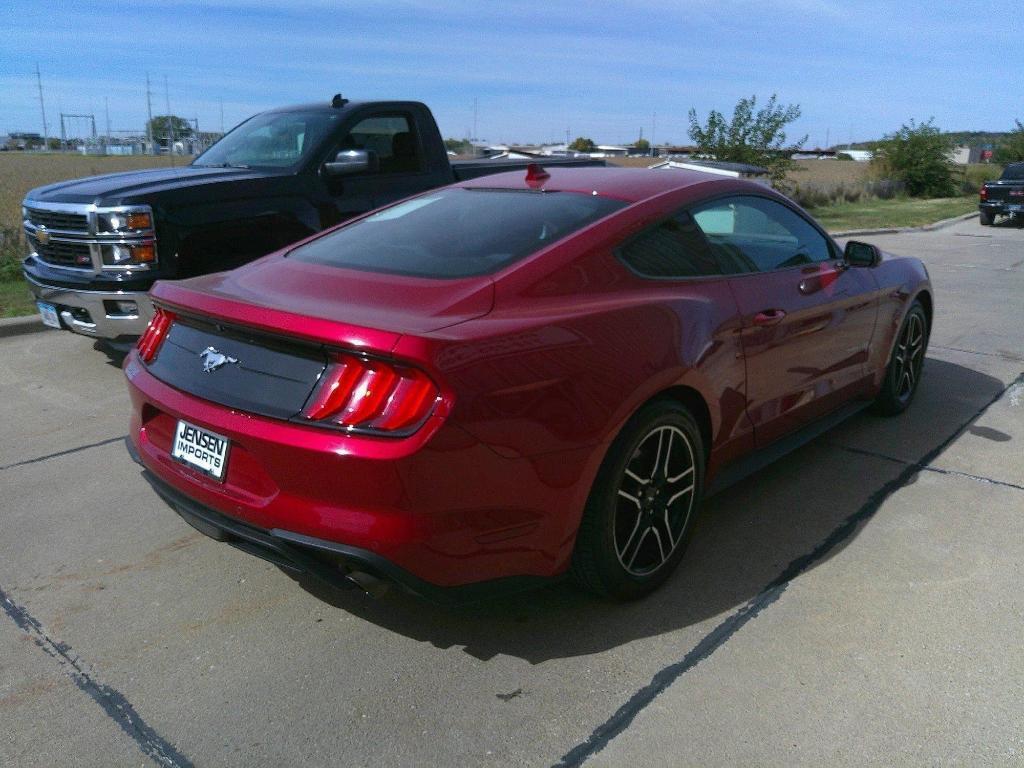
[1001,163,1024,180]
[288,188,627,278]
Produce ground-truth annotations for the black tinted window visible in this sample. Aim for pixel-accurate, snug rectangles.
[692,196,833,273]
[1001,163,1024,180]
[340,114,421,174]
[619,212,723,277]
[289,188,626,278]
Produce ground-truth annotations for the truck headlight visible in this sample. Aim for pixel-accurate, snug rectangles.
[101,242,157,266]
[97,210,153,233]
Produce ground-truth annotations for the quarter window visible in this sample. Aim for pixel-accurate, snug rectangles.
[692,196,833,273]
[619,212,723,278]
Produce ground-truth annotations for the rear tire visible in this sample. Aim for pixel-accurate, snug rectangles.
[979,209,994,226]
[874,301,928,416]
[571,400,705,600]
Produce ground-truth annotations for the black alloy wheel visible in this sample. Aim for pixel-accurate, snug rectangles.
[875,301,928,416]
[571,400,705,599]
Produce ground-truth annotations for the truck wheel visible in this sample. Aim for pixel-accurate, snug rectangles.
[979,209,994,226]
[874,301,929,416]
[571,400,705,600]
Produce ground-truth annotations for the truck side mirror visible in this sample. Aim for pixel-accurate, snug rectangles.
[844,240,880,267]
[323,149,378,177]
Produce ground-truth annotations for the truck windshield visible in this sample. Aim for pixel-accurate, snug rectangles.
[193,110,339,169]
[287,188,627,278]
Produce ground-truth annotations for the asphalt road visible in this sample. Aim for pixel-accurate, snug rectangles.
[2,217,1022,768]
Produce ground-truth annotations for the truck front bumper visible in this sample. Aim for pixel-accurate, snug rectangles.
[23,271,154,341]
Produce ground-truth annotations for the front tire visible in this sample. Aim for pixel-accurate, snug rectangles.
[979,209,994,226]
[874,301,929,416]
[571,400,705,600]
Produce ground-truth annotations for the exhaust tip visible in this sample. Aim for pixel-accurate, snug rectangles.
[346,570,390,598]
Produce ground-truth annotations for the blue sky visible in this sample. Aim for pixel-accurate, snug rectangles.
[2,1,1021,146]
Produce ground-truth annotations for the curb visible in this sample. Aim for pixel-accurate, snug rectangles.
[830,211,979,238]
[0,314,47,339]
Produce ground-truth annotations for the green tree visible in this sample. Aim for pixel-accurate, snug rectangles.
[634,137,651,153]
[687,94,806,186]
[147,115,194,143]
[873,119,956,198]
[443,137,473,154]
[993,120,1024,164]
[568,136,596,153]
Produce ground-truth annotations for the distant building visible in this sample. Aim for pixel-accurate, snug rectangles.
[950,145,988,165]
[835,149,873,162]
[592,145,629,157]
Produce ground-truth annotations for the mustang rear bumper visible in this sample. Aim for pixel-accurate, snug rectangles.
[124,350,601,597]
[136,463,550,604]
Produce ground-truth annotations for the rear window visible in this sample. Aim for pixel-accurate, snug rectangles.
[288,188,627,278]
[1001,163,1024,180]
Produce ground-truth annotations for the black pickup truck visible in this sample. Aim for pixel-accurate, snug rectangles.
[979,161,1024,225]
[22,95,602,343]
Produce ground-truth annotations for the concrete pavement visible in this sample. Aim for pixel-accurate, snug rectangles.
[1,217,1022,767]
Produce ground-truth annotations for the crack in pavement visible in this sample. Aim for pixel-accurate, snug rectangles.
[0,435,126,472]
[929,344,1024,362]
[553,371,1024,767]
[835,444,1024,493]
[0,585,193,768]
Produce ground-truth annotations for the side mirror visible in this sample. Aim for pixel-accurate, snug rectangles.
[323,149,378,177]
[845,240,881,267]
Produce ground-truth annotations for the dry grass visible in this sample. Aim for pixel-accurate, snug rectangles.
[0,153,179,234]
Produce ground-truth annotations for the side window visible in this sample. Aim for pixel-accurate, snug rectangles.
[338,114,421,174]
[619,211,723,278]
[692,196,833,273]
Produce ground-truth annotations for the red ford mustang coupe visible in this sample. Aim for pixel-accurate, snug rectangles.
[125,166,931,601]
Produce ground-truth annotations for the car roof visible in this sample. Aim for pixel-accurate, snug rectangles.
[457,166,753,203]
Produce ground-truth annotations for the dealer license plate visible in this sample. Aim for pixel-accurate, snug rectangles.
[171,419,230,481]
[36,301,60,329]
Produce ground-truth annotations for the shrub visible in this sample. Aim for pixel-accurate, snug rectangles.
[872,119,956,198]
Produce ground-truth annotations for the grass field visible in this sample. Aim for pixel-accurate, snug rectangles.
[807,196,976,231]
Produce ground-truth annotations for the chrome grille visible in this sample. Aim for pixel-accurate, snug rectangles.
[35,240,93,268]
[26,207,89,232]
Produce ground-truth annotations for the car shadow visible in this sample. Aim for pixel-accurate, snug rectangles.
[286,358,1007,663]
[93,339,130,368]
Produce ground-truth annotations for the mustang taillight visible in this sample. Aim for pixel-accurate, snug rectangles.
[136,307,175,363]
[302,354,440,434]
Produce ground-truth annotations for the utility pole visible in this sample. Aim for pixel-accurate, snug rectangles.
[825,127,830,149]
[145,73,154,154]
[219,98,224,134]
[652,111,656,150]
[472,97,478,141]
[104,97,110,152]
[35,64,49,151]
[164,75,175,166]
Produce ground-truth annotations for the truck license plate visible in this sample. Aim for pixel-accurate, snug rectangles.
[36,301,60,329]
[171,419,230,481]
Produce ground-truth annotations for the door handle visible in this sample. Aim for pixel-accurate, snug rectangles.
[753,309,786,326]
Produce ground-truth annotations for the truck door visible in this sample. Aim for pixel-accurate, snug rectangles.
[317,112,431,227]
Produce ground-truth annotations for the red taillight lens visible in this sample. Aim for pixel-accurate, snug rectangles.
[136,307,175,363]
[302,354,440,434]
[980,186,988,200]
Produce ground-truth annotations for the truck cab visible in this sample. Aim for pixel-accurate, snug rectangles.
[22,95,601,344]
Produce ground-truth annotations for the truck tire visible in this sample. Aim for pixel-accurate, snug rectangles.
[979,209,994,226]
